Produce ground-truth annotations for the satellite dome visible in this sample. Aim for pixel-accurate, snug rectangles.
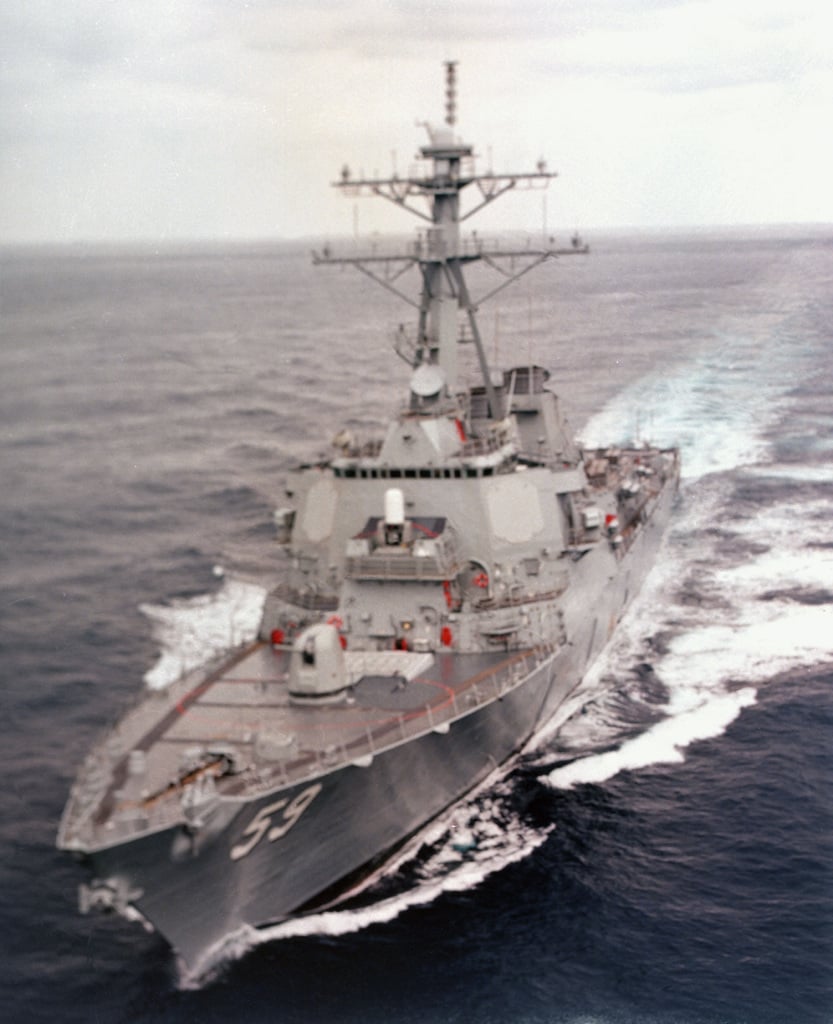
[410,363,446,398]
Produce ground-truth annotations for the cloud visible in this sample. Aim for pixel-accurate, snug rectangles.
[0,0,830,241]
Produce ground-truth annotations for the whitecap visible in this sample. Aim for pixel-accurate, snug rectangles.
[140,578,266,690]
[544,687,757,791]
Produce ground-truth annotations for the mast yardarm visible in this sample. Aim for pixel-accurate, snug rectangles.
[313,63,588,418]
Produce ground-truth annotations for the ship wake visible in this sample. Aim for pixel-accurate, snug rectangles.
[537,312,833,791]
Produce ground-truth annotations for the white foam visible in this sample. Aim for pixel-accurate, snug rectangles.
[578,337,799,481]
[140,577,266,690]
[544,687,757,790]
[525,684,600,752]
[180,778,552,988]
[749,462,833,484]
[664,606,833,689]
[729,494,833,571]
[720,545,833,597]
[673,485,833,674]
[538,450,833,792]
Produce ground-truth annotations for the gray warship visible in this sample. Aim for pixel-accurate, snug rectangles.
[58,64,680,969]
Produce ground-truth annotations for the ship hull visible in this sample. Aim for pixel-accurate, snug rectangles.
[84,478,677,969]
[90,652,561,969]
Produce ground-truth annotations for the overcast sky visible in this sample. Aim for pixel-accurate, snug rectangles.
[1,0,831,243]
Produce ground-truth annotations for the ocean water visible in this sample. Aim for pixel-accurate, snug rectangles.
[1,226,831,1023]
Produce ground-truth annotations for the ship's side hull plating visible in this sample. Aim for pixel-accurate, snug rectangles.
[87,480,676,969]
[90,653,559,968]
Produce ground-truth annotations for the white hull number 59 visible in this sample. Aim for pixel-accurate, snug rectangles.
[230,783,323,862]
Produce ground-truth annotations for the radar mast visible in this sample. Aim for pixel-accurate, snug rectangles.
[313,62,587,419]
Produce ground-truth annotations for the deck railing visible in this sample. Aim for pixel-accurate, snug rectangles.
[61,643,557,848]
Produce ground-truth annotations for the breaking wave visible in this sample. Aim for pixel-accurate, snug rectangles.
[140,575,266,690]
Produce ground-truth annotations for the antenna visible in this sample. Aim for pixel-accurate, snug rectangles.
[317,61,584,412]
[444,60,457,126]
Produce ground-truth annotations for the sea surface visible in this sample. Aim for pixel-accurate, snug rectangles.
[1,226,832,1023]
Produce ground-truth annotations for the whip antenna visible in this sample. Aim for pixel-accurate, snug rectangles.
[444,60,457,127]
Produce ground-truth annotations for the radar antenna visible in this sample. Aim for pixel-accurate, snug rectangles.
[312,63,588,418]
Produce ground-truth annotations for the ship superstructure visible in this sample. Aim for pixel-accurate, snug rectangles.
[58,64,679,970]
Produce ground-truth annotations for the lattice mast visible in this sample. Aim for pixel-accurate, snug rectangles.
[314,62,585,419]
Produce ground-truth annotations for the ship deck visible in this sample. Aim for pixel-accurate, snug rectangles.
[61,642,554,850]
[147,644,532,795]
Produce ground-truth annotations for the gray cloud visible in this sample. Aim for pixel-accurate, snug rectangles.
[1,0,830,242]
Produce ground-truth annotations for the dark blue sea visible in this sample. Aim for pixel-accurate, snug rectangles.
[1,226,832,1023]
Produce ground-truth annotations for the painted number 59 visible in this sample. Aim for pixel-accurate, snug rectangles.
[230,783,322,862]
